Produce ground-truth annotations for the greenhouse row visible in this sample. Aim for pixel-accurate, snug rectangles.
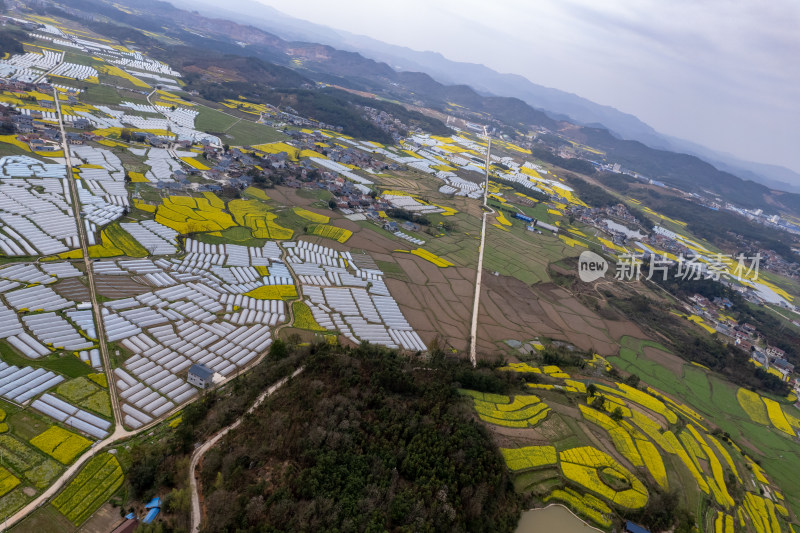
[5,333,49,358]
[49,62,97,80]
[21,312,94,351]
[0,263,59,285]
[0,362,63,404]
[32,393,110,439]
[120,221,177,255]
[5,284,72,311]
[65,306,96,333]
[76,348,101,367]
[393,231,425,246]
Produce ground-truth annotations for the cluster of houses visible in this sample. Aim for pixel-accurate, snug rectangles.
[686,293,797,385]
[355,104,406,140]
[0,78,92,149]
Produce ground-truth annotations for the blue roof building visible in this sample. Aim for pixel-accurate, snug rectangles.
[142,507,160,524]
[188,364,214,389]
[625,521,651,533]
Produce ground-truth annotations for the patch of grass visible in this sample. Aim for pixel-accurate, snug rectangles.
[0,342,91,379]
[296,188,333,203]
[0,490,29,523]
[375,260,406,279]
[0,142,36,158]
[6,410,52,442]
[9,502,75,533]
[55,378,112,418]
[194,105,238,132]
[80,84,122,106]
[24,457,62,490]
[513,467,561,494]
[225,119,286,146]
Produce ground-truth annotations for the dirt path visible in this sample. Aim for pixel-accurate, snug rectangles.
[468,133,494,366]
[190,368,303,533]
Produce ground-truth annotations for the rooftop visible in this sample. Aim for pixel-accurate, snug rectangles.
[189,364,214,380]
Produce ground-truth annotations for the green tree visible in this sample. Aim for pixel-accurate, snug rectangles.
[269,338,288,360]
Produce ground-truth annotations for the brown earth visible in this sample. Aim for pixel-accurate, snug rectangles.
[94,276,152,298]
[642,345,686,376]
[53,278,91,301]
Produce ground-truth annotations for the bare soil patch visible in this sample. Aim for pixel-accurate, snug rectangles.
[94,275,152,298]
[53,277,91,301]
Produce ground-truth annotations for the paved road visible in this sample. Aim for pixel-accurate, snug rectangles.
[190,368,303,533]
[53,89,124,428]
[468,134,493,367]
[33,50,65,84]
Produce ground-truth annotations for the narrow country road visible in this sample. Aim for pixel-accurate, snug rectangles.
[468,132,494,366]
[190,367,303,533]
[54,88,125,427]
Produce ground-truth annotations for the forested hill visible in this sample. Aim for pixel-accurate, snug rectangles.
[127,343,523,532]
[579,128,800,213]
[198,346,521,531]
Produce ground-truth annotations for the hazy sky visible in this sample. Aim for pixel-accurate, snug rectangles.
[249,0,799,173]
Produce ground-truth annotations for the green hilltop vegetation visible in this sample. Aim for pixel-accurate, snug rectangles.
[124,343,523,532]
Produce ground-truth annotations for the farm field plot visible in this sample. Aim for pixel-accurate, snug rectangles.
[29,426,91,464]
[52,453,123,526]
[55,378,112,418]
[0,467,20,497]
[306,223,352,243]
[464,355,800,532]
[460,389,550,428]
[288,240,427,351]
[292,302,326,332]
[0,431,64,491]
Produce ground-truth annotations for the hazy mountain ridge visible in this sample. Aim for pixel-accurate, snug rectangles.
[172,0,800,192]
[58,0,800,214]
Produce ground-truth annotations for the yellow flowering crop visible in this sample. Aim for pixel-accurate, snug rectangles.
[30,427,92,464]
[306,224,352,243]
[500,446,556,471]
[559,446,648,509]
[0,467,19,497]
[763,397,795,436]
[293,207,330,224]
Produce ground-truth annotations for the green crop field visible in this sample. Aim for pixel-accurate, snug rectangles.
[609,336,800,518]
[0,342,92,379]
[52,453,123,525]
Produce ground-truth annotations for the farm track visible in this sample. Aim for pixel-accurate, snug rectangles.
[468,134,493,367]
[54,88,124,429]
[190,368,303,533]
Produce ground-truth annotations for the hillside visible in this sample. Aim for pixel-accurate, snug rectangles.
[129,344,523,532]
[0,6,798,533]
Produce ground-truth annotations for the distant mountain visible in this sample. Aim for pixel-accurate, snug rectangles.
[57,0,800,215]
[176,0,656,137]
[654,135,800,194]
[173,0,800,193]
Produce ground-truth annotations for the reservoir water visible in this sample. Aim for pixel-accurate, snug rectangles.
[515,505,602,533]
